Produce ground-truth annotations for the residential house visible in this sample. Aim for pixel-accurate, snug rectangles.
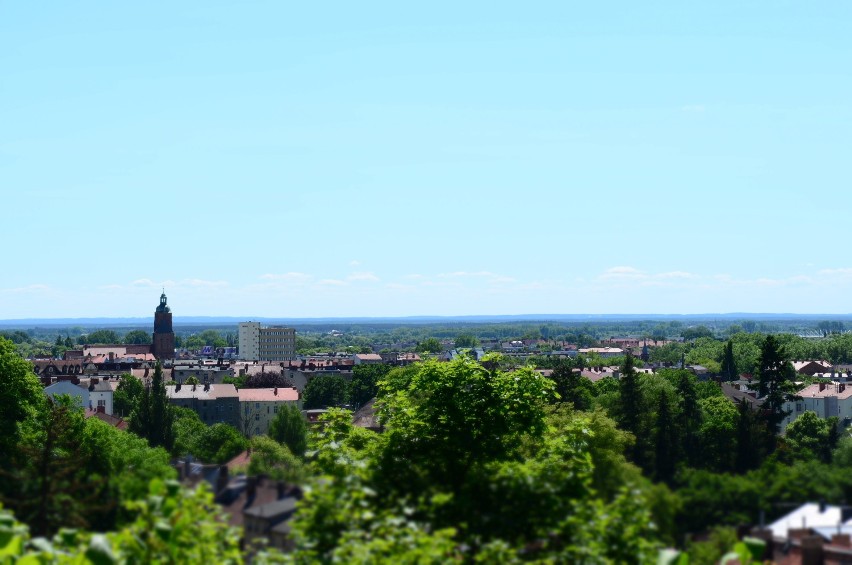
[237,387,300,437]
[44,380,88,409]
[214,472,302,552]
[792,360,834,376]
[87,377,117,415]
[578,347,624,358]
[166,383,240,428]
[353,353,383,365]
[780,382,852,432]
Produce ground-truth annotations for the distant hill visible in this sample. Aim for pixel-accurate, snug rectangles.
[2,312,852,329]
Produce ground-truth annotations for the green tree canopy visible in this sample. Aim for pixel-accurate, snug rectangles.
[289,358,662,563]
[247,435,305,483]
[123,330,152,345]
[348,363,392,409]
[129,363,174,451]
[81,329,121,344]
[192,423,248,465]
[303,375,348,409]
[269,402,308,457]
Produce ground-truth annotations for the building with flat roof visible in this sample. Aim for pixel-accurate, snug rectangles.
[239,322,296,362]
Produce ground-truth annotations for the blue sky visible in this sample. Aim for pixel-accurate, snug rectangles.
[3,2,852,318]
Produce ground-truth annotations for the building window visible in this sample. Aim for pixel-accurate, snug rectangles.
[255,414,260,421]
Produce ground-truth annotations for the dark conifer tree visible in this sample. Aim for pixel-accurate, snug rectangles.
[617,353,643,462]
[734,399,765,473]
[676,371,701,467]
[720,340,737,381]
[654,393,678,484]
[755,335,798,436]
[130,363,173,450]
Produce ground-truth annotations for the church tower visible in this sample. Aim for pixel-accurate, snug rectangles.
[152,291,175,360]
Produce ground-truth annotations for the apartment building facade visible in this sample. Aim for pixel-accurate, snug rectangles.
[239,322,296,362]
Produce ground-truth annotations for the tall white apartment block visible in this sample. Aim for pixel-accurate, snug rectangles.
[238,322,261,361]
[239,322,296,362]
[258,326,296,362]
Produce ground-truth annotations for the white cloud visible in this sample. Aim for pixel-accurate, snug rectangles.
[657,271,698,279]
[1,284,50,293]
[600,266,646,280]
[435,271,516,284]
[348,271,380,282]
[317,279,346,286]
[259,272,312,282]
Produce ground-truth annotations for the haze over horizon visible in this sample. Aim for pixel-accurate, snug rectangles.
[3,2,851,318]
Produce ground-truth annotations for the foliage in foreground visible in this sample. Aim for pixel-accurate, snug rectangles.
[0,479,290,564]
[285,358,663,563]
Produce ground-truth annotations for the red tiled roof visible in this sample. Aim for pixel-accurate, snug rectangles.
[237,388,299,402]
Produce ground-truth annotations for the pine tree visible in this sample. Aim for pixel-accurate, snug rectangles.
[654,393,677,484]
[617,353,643,462]
[721,340,737,381]
[149,363,174,450]
[130,363,173,450]
[734,399,765,472]
[676,371,701,467]
[755,335,798,436]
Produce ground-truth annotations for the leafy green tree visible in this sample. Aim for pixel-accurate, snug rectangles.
[185,329,227,349]
[171,407,207,458]
[0,480,250,563]
[303,375,348,409]
[113,374,144,418]
[247,435,305,483]
[348,363,392,409]
[548,359,593,410]
[415,337,443,354]
[269,403,308,457]
[681,325,713,341]
[123,330,152,345]
[785,411,834,462]
[3,396,111,537]
[192,423,247,464]
[698,396,738,472]
[290,359,662,562]
[82,329,121,344]
[453,333,479,348]
[0,338,45,458]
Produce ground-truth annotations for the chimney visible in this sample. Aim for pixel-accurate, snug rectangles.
[831,534,851,548]
[274,387,278,396]
[820,383,826,392]
[204,382,210,392]
[801,534,825,565]
[216,465,229,494]
[109,352,114,362]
